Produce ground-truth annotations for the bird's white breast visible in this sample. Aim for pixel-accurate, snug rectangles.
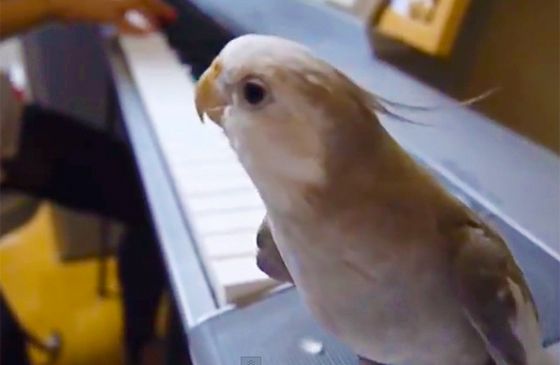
[223,109,325,213]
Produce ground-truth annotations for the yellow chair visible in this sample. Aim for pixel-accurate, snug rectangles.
[0,202,123,365]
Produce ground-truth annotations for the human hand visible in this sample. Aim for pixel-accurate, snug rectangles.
[48,0,177,34]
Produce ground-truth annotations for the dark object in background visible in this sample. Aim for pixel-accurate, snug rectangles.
[0,192,39,237]
[0,104,166,365]
[0,291,61,365]
[161,0,234,79]
[0,293,31,365]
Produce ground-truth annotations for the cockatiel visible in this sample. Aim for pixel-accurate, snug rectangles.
[194,34,554,365]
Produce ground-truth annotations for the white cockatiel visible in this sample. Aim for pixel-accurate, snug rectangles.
[194,34,554,365]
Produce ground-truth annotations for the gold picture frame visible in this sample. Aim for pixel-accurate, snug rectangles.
[375,0,472,57]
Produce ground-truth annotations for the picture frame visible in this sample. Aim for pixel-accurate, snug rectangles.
[323,0,471,57]
[375,0,472,56]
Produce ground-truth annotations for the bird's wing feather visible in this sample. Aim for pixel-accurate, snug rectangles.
[448,217,543,365]
[256,215,293,283]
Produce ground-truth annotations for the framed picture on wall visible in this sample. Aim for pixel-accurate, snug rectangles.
[375,0,472,56]
[322,0,471,57]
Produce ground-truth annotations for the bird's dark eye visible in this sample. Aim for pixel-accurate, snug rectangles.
[243,80,266,105]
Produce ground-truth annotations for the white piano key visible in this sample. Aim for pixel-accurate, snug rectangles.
[175,162,249,178]
[163,135,228,155]
[203,232,257,259]
[177,168,254,196]
[171,152,238,167]
[166,143,238,165]
[186,191,263,214]
[120,34,281,306]
[193,208,266,236]
[119,35,200,154]
[211,257,277,304]
[179,185,256,201]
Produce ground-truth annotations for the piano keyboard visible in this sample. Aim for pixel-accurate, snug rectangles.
[119,33,281,306]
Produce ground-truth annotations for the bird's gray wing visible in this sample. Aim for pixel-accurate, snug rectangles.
[255,214,293,283]
[446,216,543,365]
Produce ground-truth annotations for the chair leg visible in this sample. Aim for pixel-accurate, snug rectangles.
[1,291,62,365]
[23,329,62,363]
[0,293,30,365]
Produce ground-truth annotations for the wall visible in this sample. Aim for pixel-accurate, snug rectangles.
[378,0,560,154]
[455,0,559,154]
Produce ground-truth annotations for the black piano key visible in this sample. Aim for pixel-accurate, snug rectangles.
[160,0,235,79]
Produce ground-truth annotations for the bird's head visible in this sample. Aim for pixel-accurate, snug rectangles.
[195,34,386,208]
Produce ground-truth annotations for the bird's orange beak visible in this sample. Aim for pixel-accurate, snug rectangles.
[195,59,227,125]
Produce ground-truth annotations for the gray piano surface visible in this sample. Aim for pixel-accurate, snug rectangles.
[106,0,559,363]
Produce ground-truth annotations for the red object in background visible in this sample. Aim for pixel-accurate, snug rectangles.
[11,85,24,102]
[159,8,179,26]
[6,70,26,102]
